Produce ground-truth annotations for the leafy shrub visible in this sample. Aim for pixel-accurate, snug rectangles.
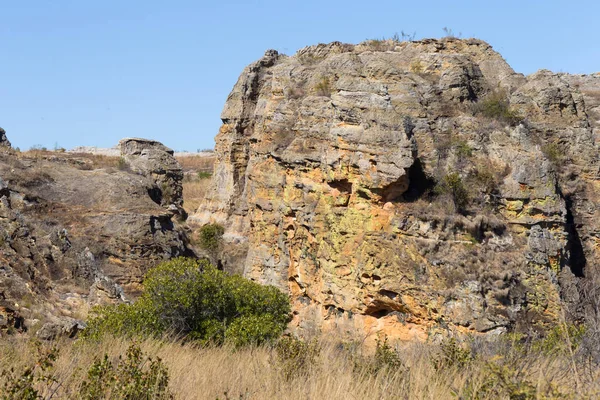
[433,337,472,370]
[454,139,473,160]
[275,336,321,380]
[435,172,469,213]
[372,336,405,372]
[473,90,522,126]
[83,258,291,346]
[353,336,405,375]
[314,77,333,97]
[198,223,225,254]
[80,343,173,400]
[541,142,564,168]
[0,342,58,400]
[532,323,585,356]
[197,171,212,179]
[116,157,129,171]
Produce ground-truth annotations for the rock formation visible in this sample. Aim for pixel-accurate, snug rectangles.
[120,138,187,218]
[0,132,191,336]
[193,38,600,342]
[0,128,10,148]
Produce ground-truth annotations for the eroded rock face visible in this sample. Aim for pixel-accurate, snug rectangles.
[0,128,10,148]
[120,138,186,218]
[0,135,190,335]
[194,38,600,342]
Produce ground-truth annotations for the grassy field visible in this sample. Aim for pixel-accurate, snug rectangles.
[0,330,598,399]
[176,154,215,215]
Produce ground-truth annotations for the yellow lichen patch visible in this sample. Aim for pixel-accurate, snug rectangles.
[506,199,524,212]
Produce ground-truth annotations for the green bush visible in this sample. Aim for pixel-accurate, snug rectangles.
[80,343,172,400]
[83,258,291,346]
[314,77,333,97]
[198,223,225,254]
[116,157,129,171]
[532,323,585,356]
[474,90,522,126]
[436,172,469,213]
[541,142,563,168]
[454,139,473,160]
[275,337,321,380]
[352,336,405,375]
[433,337,473,370]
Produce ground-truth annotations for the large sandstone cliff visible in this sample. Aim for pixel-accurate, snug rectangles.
[0,137,191,337]
[193,38,600,341]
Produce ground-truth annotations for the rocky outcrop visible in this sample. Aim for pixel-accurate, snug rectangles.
[119,138,187,218]
[0,134,191,336]
[0,128,10,148]
[194,38,600,342]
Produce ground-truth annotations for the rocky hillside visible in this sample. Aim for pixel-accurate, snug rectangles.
[0,137,192,338]
[193,38,600,342]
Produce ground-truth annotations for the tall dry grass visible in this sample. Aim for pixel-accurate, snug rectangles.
[182,177,212,215]
[176,155,215,174]
[175,154,215,215]
[1,333,598,399]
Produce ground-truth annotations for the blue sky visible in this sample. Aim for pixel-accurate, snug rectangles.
[1,1,598,152]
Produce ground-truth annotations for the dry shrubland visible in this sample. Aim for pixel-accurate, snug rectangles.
[177,154,215,215]
[1,327,599,399]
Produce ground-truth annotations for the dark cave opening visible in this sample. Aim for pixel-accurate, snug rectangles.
[402,159,436,202]
[564,195,586,278]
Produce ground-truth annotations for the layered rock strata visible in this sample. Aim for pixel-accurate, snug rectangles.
[194,38,600,341]
[0,135,190,336]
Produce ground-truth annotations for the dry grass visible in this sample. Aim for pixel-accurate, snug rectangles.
[1,334,598,399]
[18,149,125,170]
[177,155,215,215]
[182,178,212,215]
[176,155,215,174]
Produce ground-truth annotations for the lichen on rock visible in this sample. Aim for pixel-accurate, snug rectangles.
[193,38,600,343]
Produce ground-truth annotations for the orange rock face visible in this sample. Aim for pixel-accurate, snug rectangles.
[193,39,600,342]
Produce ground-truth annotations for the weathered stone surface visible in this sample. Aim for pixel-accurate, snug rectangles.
[120,138,186,218]
[0,138,191,334]
[0,128,10,148]
[193,38,600,342]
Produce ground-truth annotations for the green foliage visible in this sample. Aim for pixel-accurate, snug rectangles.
[434,136,473,162]
[353,336,406,375]
[197,171,212,179]
[541,142,563,168]
[0,342,59,400]
[275,336,321,380]
[454,140,473,160]
[372,336,404,372]
[198,223,225,254]
[80,343,173,400]
[473,163,500,195]
[314,76,333,97]
[532,323,585,356]
[160,182,174,205]
[433,337,472,370]
[436,172,469,213]
[461,360,570,400]
[473,90,522,126]
[117,157,129,171]
[83,258,291,347]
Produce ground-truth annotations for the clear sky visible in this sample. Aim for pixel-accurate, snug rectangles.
[1,1,599,152]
